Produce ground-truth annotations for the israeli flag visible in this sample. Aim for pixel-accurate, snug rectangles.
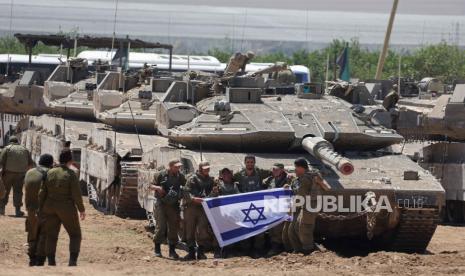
[202,188,293,247]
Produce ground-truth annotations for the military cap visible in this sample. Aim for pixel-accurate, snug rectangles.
[169,158,182,167]
[199,161,210,170]
[220,167,232,174]
[8,136,19,143]
[273,163,285,169]
[294,157,309,169]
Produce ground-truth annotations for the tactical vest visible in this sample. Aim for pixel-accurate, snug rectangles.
[238,169,262,193]
[157,170,183,206]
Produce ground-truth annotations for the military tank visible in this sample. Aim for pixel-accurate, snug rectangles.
[138,69,444,253]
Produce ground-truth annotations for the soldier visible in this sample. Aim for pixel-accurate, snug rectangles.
[214,168,240,196]
[275,64,296,86]
[38,150,85,266]
[233,155,269,193]
[182,161,214,260]
[24,154,53,266]
[288,157,329,254]
[0,136,33,217]
[233,155,270,258]
[383,84,400,129]
[209,168,240,259]
[223,51,255,77]
[262,163,292,256]
[150,158,186,259]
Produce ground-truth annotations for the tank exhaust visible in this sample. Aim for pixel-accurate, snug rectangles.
[301,136,354,175]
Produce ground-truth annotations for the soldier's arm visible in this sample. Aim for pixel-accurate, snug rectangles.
[262,177,271,189]
[312,173,331,191]
[258,168,271,180]
[0,148,6,169]
[38,176,48,212]
[209,178,220,197]
[182,175,195,204]
[70,172,85,213]
[232,171,241,183]
[24,171,39,211]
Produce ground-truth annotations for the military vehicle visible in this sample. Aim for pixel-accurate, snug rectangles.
[137,64,445,253]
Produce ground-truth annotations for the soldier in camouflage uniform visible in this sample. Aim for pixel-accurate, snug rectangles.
[24,154,54,266]
[233,155,270,258]
[38,150,85,266]
[182,161,214,260]
[0,136,33,217]
[210,167,240,258]
[262,163,293,256]
[275,64,296,86]
[288,158,329,254]
[150,158,186,259]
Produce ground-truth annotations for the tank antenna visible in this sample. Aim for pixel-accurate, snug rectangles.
[199,136,203,161]
[109,0,119,65]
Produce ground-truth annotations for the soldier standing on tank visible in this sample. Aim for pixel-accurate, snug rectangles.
[150,158,186,259]
[182,161,215,260]
[0,136,33,217]
[288,158,329,255]
[233,155,270,258]
[262,163,293,256]
[383,84,400,130]
[24,154,53,266]
[38,150,85,266]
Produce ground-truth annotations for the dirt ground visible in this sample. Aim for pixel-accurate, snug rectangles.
[1,196,464,276]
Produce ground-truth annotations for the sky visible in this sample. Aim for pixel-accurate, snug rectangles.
[0,0,463,47]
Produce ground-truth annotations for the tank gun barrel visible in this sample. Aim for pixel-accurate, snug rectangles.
[301,137,354,175]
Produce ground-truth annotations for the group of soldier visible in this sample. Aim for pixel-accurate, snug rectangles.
[150,154,330,260]
[0,136,85,266]
[0,134,329,266]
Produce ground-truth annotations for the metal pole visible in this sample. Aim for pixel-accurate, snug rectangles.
[168,48,173,72]
[1,113,5,147]
[325,53,330,89]
[398,53,402,92]
[6,0,14,76]
[375,0,399,79]
[110,0,119,66]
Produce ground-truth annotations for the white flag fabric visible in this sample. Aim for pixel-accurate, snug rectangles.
[202,188,293,248]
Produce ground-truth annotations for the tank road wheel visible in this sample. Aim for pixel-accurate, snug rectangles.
[446,201,465,224]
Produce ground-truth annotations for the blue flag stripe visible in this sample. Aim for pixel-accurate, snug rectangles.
[220,217,283,241]
[205,189,292,209]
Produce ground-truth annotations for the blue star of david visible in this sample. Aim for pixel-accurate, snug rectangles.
[242,203,266,225]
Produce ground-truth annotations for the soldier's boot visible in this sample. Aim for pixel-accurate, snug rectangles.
[213,247,223,259]
[154,243,162,258]
[35,256,46,266]
[0,206,5,216]
[47,254,56,266]
[183,246,196,261]
[266,243,283,257]
[69,252,79,266]
[197,246,207,260]
[28,254,36,266]
[15,207,24,217]
[168,244,179,260]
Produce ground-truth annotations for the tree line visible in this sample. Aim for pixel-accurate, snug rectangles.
[1,36,464,83]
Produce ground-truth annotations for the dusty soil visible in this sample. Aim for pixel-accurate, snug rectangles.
[1,196,464,276]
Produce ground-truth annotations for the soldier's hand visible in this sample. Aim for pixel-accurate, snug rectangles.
[80,212,86,221]
[192,197,204,204]
[212,186,219,194]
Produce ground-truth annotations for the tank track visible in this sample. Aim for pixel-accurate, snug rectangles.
[389,208,440,253]
[114,161,146,219]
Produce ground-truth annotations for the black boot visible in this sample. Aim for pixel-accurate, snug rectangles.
[154,243,162,257]
[0,206,5,215]
[69,252,79,266]
[197,245,207,260]
[183,246,196,261]
[47,254,56,266]
[168,244,179,260]
[28,255,36,266]
[213,247,223,259]
[36,256,46,266]
[267,243,283,257]
[15,207,24,217]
